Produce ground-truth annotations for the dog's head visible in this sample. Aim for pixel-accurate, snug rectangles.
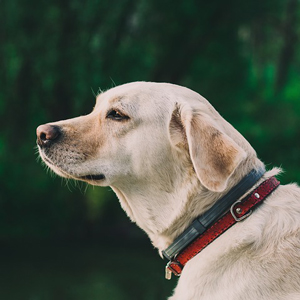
[37,82,253,193]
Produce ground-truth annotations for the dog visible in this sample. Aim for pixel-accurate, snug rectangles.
[36,82,300,300]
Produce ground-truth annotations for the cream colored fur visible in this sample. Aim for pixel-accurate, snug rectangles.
[37,82,300,299]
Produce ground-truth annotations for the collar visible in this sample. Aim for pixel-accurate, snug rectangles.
[163,169,280,279]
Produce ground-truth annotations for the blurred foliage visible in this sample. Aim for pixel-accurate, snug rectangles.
[0,0,300,242]
[0,241,175,300]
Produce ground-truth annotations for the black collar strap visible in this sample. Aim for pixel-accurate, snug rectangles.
[162,168,265,261]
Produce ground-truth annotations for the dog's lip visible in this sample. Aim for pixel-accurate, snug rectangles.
[80,174,105,181]
[39,151,57,167]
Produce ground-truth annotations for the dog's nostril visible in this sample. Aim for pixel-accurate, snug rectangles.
[36,124,61,147]
[40,132,47,141]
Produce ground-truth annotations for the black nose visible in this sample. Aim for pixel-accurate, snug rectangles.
[36,124,61,147]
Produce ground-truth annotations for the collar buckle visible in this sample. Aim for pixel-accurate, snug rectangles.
[230,199,252,221]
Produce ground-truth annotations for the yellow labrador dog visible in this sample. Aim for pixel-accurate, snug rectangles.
[37,82,300,300]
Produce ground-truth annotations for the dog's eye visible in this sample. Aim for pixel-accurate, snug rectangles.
[106,109,129,121]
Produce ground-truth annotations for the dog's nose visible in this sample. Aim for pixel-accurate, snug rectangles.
[36,124,61,147]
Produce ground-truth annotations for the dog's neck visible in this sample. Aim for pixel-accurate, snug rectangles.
[112,156,265,252]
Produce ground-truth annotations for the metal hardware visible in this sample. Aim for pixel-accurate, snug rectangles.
[254,193,260,198]
[165,266,172,280]
[165,261,182,279]
[235,207,242,214]
[230,200,252,221]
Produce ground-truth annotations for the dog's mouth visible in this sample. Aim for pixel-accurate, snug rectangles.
[80,174,106,181]
[39,150,106,182]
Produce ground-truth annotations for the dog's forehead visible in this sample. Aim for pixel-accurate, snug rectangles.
[96,82,177,112]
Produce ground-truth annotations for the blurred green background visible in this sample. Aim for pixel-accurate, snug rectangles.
[0,0,300,299]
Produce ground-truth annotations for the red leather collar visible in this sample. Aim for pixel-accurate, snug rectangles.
[165,176,280,279]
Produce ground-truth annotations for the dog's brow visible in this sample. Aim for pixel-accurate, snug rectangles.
[109,96,124,104]
[96,95,123,105]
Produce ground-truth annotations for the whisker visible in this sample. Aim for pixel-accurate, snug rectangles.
[91,87,97,98]
[109,77,116,87]
[84,183,89,194]
[97,87,104,96]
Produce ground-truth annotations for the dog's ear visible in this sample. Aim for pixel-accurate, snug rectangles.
[170,105,246,192]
